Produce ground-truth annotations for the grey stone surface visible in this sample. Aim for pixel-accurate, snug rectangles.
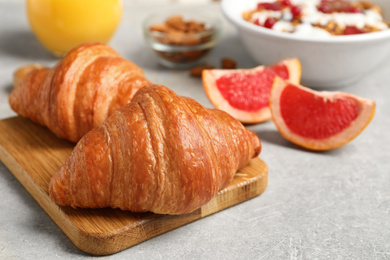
[0,1,389,259]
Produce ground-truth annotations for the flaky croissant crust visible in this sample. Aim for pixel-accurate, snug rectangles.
[49,85,261,215]
[9,43,151,142]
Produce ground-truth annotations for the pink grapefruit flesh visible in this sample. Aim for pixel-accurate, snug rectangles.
[270,77,376,151]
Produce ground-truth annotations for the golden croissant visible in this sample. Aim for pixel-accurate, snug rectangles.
[9,42,151,142]
[49,85,261,215]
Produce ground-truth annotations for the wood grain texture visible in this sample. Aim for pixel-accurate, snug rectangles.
[0,117,268,255]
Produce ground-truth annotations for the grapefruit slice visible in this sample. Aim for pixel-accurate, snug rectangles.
[270,77,376,151]
[202,58,301,124]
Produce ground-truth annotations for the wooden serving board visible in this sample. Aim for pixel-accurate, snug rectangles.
[0,117,268,255]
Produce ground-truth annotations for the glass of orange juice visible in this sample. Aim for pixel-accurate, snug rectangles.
[26,0,123,57]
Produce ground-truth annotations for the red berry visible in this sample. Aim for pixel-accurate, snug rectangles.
[318,0,361,14]
[291,5,302,18]
[348,6,362,13]
[264,17,277,29]
[344,26,366,35]
[282,0,292,6]
[318,4,331,13]
[257,2,284,11]
[254,19,261,26]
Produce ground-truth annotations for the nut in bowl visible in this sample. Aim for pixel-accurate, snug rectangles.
[221,0,390,88]
[143,10,222,69]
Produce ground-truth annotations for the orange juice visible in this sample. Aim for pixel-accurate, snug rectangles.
[27,0,122,57]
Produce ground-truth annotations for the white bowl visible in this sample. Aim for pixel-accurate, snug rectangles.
[221,0,390,88]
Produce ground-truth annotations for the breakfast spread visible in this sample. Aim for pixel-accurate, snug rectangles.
[242,0,390,36]
[49,84,261,215]
[9,43,151,142]
[7,3,379,217]
[1,1,386,256]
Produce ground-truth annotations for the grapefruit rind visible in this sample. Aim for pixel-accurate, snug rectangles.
[281,58,301,85]
[202,58,301,124]
[270,77,376,151]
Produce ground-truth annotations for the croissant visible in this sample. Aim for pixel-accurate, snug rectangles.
[49,85,261,215]
[9,43,151,142]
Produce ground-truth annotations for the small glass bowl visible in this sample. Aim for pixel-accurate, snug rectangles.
[143,10,222,69]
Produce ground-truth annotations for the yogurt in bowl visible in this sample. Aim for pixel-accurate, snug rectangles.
[242,0,389,36]
[221,0,390,88]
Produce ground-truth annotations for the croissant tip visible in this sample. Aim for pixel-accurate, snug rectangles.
[253,134,262,158]
[13,65,44,89]
[48,175,59,204]
[48,168,69,207]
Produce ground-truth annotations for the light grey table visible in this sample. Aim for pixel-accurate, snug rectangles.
[1,1,389,259]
